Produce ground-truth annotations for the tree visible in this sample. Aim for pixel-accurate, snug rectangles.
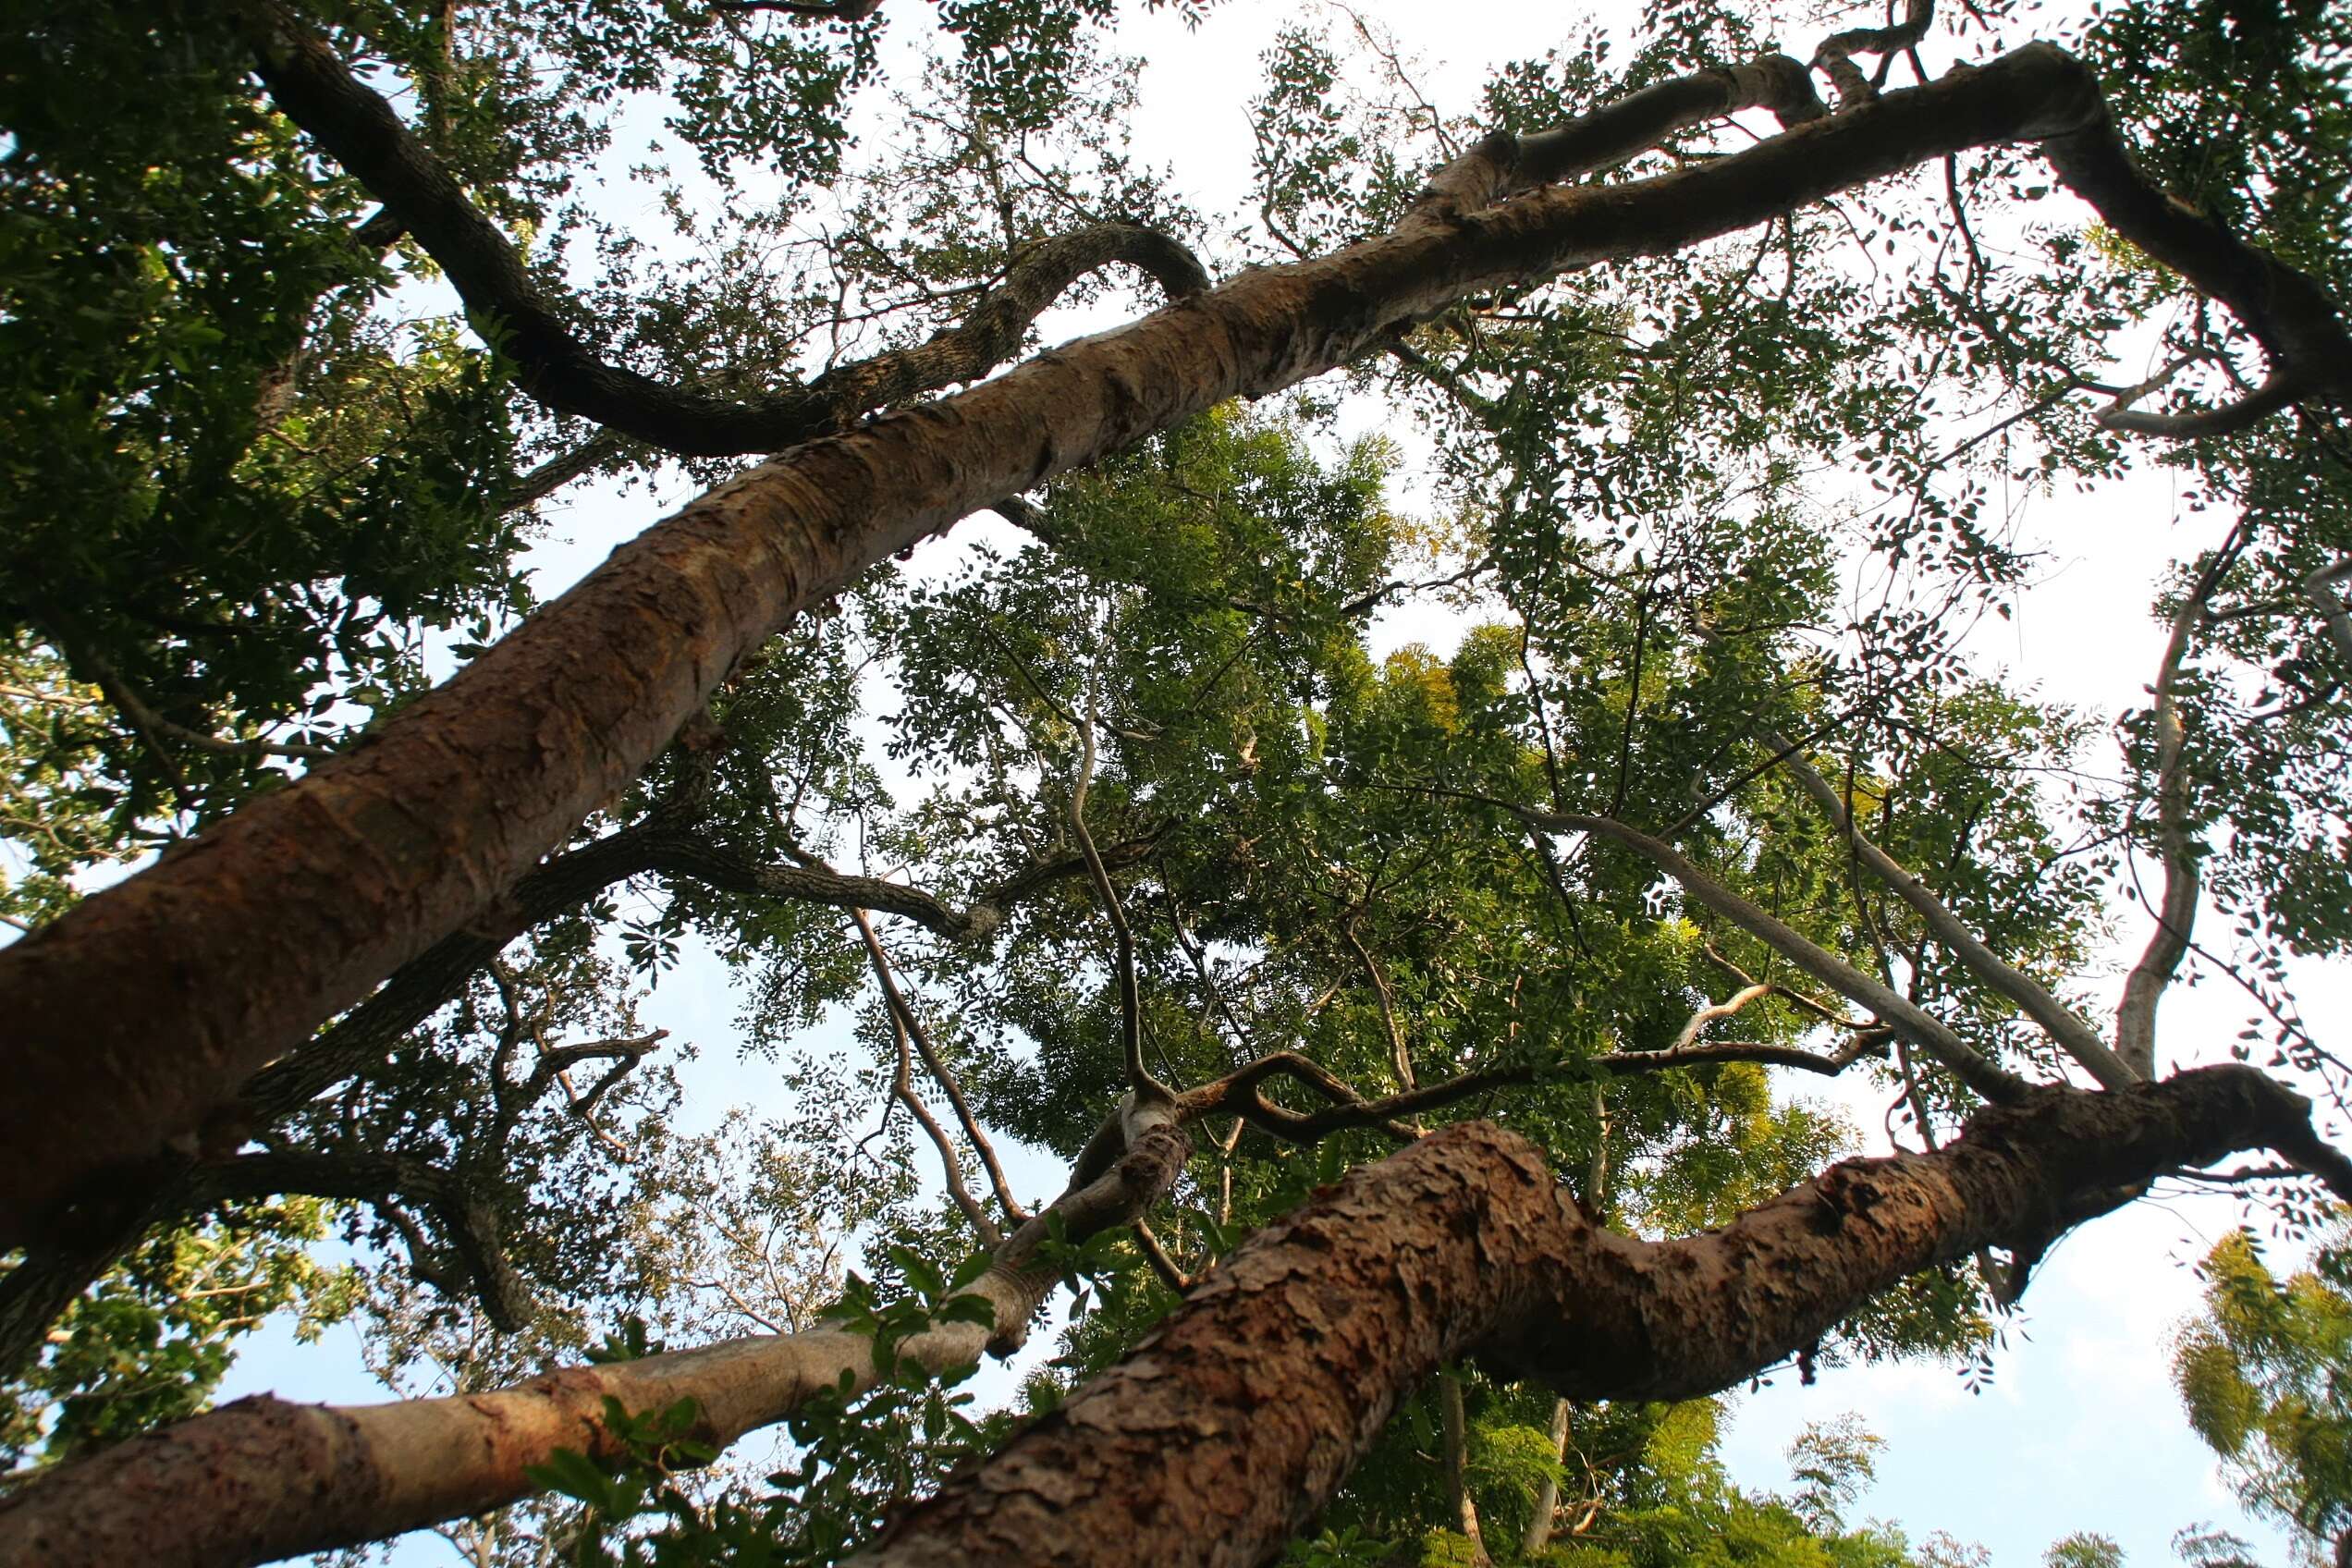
[2174,1223,2352,1566]
[2,0,2351,1563]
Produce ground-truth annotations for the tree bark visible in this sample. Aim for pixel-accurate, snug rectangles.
[3,43,2346,1247]
[1518,1399,1574,1558]
[1439,1371,1492,1564]
[847,1067,2351,1568]
[0,1119,1193,1568]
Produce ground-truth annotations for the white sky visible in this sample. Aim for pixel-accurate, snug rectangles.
[213,1,2352,1563]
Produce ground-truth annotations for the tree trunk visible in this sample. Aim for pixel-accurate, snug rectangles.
[12,43,2328,1245]
[1439,1372,1491,1564]
[846,1068,2348,1568]
[1519,1399,1573,1559]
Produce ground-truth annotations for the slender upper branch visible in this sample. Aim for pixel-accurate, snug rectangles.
[1072,702,1160,1096]
[846,903,1025,1234]
[1752,726,2137,1089]
[2113,541,2236,1076]
[238,0,1207,456]
[1510,803,2029,1103]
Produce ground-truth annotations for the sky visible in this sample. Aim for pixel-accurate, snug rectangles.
[204,0,2352,1563]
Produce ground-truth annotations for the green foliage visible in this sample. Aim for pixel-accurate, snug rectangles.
[2045,1534,2126,1568]
[0,1199,355,1466]
[2174,1223,2352,1563]
[6,0,2351,1562]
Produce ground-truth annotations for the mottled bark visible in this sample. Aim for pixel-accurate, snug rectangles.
[0,1121,1193,1568]
[0,815,1124,1380]
[851,1067,2352,1568]
[5,42,2348,1247]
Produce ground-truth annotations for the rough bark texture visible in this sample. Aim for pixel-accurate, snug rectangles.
[5,43,2348,1248]
[0,1122,1192,1568]
[850,1068,2350,1568]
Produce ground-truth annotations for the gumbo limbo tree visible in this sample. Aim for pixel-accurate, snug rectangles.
[4,0,2352,1562]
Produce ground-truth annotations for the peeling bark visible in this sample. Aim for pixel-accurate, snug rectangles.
[0,1122,1193,1568]
[4,42,2348,1248]
[851,1068,2351,1568]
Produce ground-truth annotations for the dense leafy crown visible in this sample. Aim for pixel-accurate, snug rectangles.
[1,0,2349,1564]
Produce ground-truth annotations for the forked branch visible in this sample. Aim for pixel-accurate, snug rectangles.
[0,1116,1196,1568]
[238,0,1207,456]
[846,903,1026,1237]
[1507,803,2028,1103]
[1751,727,2136,1089]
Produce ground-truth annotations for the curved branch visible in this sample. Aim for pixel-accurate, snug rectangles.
[1180,1030,1893,1148]
[1414,54,1823,219]
[2115,538,2236,1076]
[190,1150,533,1330]
[2099,369,2298,436]
[1670,981,1772,1052]
[2042,112,2352,437]
[851,1068,2351,1568]
[239,0,1206,457]
[1813,0,1933,109]
[1072,701,1159,1096]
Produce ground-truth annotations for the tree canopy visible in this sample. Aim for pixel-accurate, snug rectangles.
[1,0,2350,1564]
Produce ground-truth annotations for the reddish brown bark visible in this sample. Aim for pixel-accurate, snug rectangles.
[3,43,2346,1247]
[851,1068,2351,1568]
[0,1122,1192,1568]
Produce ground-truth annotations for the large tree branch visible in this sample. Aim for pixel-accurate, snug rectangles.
[2040,116,2352,436]
[0,1113,1195,1568]
[1413,55,1824,219]
[12,40,2349,1245]
[190,1150,534,1331]
[237,0,1206,457]
[850,1068,2351,1568]
[0,793,1038,1372]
